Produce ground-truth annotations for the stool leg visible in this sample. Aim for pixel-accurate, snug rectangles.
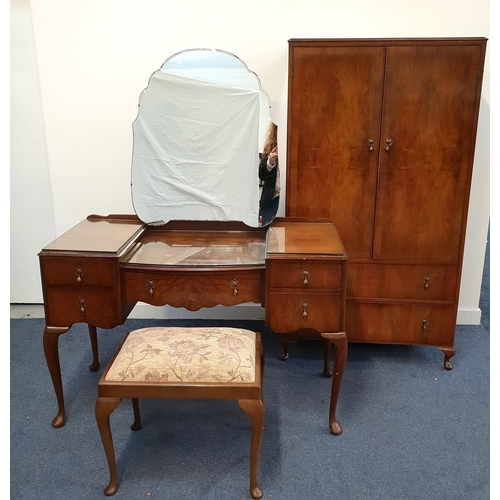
[95,397,122,496]
[238,399,264,499]
[131,398,141,431]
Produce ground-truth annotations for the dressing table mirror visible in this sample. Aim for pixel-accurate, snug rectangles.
[38,49,348,435]
[131,48,280,228]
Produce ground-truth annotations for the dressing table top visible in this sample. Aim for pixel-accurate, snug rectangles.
[40,215,347,263]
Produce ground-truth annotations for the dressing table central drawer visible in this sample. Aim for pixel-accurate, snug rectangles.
[123,269,264,310]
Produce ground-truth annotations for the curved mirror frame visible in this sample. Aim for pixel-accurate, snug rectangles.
[131,49,279,227]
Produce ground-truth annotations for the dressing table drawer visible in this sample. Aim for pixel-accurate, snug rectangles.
[43,287,120,328]
[41,259,116,287]
[267,291,341,333]
[123,269,264,310]
[267,261,342,289]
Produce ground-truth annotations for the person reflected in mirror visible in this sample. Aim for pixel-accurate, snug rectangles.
[259,123,280,226]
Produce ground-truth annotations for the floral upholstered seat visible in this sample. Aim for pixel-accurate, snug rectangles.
[96,326,264,498]
[106,326,257,384]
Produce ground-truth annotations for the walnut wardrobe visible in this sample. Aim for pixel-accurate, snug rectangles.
[285,38,487,368]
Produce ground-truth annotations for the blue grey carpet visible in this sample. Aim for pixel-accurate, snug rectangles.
[10,238,489,499]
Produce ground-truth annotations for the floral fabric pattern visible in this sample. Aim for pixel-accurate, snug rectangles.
[105,327,257,384]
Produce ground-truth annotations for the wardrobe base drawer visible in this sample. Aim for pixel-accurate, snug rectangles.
[347,263,457,301]
[345,301,457,346]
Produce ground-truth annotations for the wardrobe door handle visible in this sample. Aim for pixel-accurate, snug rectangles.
[385,138,394,153]
[368,139,374,153]
[424,277,431,290]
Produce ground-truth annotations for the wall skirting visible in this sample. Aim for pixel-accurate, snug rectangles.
[456,307,482,326]
[11,303,481,325]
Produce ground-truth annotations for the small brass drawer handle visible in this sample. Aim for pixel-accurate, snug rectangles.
[146,279,154,297]
[301,270,309,288]
[231,279,239,297]
[368,139,374,153]
[424,276,431,290]
[385,138,394,153]
[76,268,83,284]
[79,298,85,315]
[301,302,308,320]
[421,319,427,332]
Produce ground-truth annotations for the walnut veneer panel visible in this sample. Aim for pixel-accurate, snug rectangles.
[285,46,384,260]
[123,269,264,310]
[41,260,116,287]
[267,291,341,334]
[347,263,457,302]
[345,302,457,347]
[42,218,145,253]
[373,44,485,262]
[44,288,121,329]
[267,261,341,289]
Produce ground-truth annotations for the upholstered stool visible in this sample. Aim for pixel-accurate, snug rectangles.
[95,326,264,498]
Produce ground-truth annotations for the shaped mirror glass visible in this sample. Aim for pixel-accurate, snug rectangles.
[131,49,279,227]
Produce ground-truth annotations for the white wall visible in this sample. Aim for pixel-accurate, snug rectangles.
[11,0,490,323]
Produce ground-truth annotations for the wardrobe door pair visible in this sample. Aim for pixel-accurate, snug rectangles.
[287,42,484,264]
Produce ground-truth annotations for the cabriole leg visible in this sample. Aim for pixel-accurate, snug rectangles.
[95,397,122,496]
[238,399,264,499]
[131,398,141,431]
[323,340,332,377]
[43,326,70,428]
[88,324,99,371]
[439,346,455,370]
[321,331,347,436]
[279,335,296,361]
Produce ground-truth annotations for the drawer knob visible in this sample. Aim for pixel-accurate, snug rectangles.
[146,279,154,297]
[301,302,308,320]
[368,138,374,153]
[421,319,427,332]
[424,276,431,290]
[79,298,85,315]
[301,270,309,288]
[385,137,394,153]
[76,268,83,284]
[231,279,239,297]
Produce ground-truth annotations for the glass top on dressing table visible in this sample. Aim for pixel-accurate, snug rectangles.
[122,226,267,267]
[266,218,348,257]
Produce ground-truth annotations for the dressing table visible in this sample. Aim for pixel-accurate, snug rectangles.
[38,49,348,435]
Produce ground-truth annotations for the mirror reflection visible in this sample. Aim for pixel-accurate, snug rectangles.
[131,49,279,228]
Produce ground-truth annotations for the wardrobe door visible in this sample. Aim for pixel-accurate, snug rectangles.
[373,44,485,263]
[286,46,385,259]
